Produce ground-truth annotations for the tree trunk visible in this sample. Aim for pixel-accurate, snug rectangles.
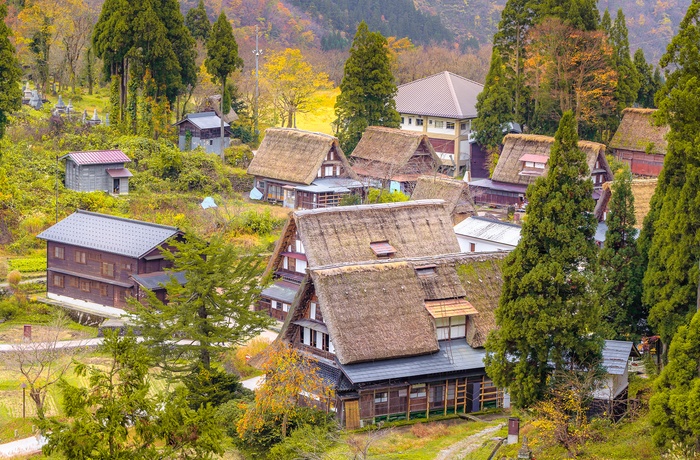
[30,388,44,419]
[287,109,294,129]
[281,411,288,439]
[220,78,226,163]
[198,305,211,370]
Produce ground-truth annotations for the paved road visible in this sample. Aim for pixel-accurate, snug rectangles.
[0,435,47,459]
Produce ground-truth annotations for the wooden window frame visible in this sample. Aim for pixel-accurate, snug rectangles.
[74,250,87,264]
[69,276,79,288]
[53,246,64,260]
[88,252,102,262]
[80,280,90,292]
[101,262,115,278]
[52,274,64,288]
[100,284,108,297]
[374,392,388,403]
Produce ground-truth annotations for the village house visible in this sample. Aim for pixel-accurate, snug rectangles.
[395,71,485,178]
[410,175,475,224]
[60,150,133,195]
[350,126,442,194]
[175,111,232,154]
[37,211,183,310]
[469,134,613,207]
[247,128,363,209]
[609,108,669,177]
[593,340,640,418]
[453,216,521,253]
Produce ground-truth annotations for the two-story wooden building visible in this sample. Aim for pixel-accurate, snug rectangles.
[247,128,363,209]
[175,112,232,154]
[395,72,484,178]
[37,211,182,310]
[60,150,133,195]
[350,127,442,194]
[469,134,613,207]
[609,108,669,177]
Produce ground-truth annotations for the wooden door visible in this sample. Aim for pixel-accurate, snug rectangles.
[345,400,360,430]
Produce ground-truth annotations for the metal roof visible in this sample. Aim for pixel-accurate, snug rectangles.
[468,178,528,194]
[395,71,484,119]
[453,217,522,247]
[339,340,485,384]
[61,150,131,165]
[260,281,299,304]
[106,168,133,178]
[131,271,186,290]
[602,340,634,375]
[175,111,229,130]
[37,210,180,258]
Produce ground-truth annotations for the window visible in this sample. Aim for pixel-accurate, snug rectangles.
[80,280,90,292]
[282,303,289,312]
[310,302,317,320]
[88,252,101,261]
[121,263,132,271]
[101,262,115,277]
[416,118,424,126]
[370,241,396,257]
[325,166,334,177]
[74,251,86,264]
[470,242,476,252]
[100,284,108,297]
[434,120,445,128]
[302,327,311,346]
[374,392,388,403]
[209,140,213,145]
[69,276,79,288]
[460,122,467,131]
[436,316,467,340]
[408,118,412,125]
[415,265,436,277]
[53,246,64,260]
[52,274,64,288]
[446,121,455,130]
[401,117,405,124]
[410,384,426,399]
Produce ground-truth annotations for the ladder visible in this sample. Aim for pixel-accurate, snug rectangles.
[455,379,468,413]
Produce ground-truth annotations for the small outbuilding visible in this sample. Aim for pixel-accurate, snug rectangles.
[175,111,231,154]
[453,217,521,253]
[609,108,669,177]
[60,150,133,195]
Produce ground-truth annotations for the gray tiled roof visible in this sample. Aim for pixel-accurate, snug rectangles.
[339,340,485,384]
[37,210,179,258]
[602,340,634,375]
[395,71,484,119]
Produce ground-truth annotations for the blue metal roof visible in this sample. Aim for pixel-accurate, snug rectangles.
[37,210,179,258]
[339,340,485,384]
[602,340,634,375]
[131,271,186,290]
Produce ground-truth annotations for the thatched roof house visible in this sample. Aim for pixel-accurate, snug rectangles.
[350,127,441,192]
[411,175,475,224]
[610,109,669,177]
[469,134,613,207]
[247,128,362,210]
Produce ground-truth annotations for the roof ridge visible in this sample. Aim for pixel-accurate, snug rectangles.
[294,199,446,217]
[444,71,462,117]
[187,111,217,118]
[309,251,507,272]
[75,210,179,231]
[67,149,127,155]
[470,216,523,228]
[266,127,338,140]
[397,70,484,89]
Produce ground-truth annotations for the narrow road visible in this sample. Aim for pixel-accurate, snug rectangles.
[0,435,47,459]
[434,423,504,460]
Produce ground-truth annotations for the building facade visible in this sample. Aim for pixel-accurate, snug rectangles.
[609,108,669,177]
[61,150,133,195]
[175,112,231,154]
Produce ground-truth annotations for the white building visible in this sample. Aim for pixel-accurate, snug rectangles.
[453,216,521,253]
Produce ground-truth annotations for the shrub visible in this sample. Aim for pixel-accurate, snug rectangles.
[7,270,21,287]
[268,424,338,459]
[366,188,409,204]
[224,144,254,169]
[0,299,20,321]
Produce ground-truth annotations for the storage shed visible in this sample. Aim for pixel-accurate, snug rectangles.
[61,150,133,195]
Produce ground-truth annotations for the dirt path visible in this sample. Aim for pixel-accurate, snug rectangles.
[434,422,504,460]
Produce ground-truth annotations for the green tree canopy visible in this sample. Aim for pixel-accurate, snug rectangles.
[473,49,512,163]
[634,48,661,108]
[0,3,22,139]
[185,0,211,41]
[334,21,400,155]
[484,111,602,407]
[609,9,641,113]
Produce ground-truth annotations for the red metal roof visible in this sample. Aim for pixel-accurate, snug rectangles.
[65,150,131,165]
[519,153,549,164]
[281,252,307,261]
[369,241,396,256]
[106,168,133,178]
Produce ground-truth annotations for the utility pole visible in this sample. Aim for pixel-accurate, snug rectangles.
[55,155,59,223]
[253,25,262,139]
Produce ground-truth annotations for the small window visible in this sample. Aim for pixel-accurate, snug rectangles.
[310,302,317,320]
[415,265,437,277]
[410,384,426,399]
[434,120,445,129]
[370,241,396,257]
[470,242,476,252]
[53,246,64,260]
[374,392,388,403]
[408,118,412,125]
[80,280,90,292]
[121,263,132,271]
[74,251,86,264]
[416,118,424,126]
[69,276,79,288]
[325,166,334,177]
[52,274,64,288]
[446,121,455,130]
[401,117,405,124]
[100,284,108,297]
[101,262,115,277]
[282,303,289,313]
[88,252,102,261]
[209,140,213,145]
[460,123,467,131]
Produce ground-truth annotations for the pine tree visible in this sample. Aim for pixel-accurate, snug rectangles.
[598,167,644,339]
[650,309,700,448]
[185,0,211,41]
[473,50,512,170]
[156,0,197,104]
[334,21,400,154]
[634,49,660,108]
[642,0,700,345]
[0,3,22,139]
[484,111,601,407]
[609,9,640,113]
[205,12,243,161]
[601,8,612,35]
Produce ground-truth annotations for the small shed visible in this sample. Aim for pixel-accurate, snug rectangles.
[453,216,521,253]
[610,108,669,177]
[60,150,133,195]
[592,340,640,418]
[175,111,231,154]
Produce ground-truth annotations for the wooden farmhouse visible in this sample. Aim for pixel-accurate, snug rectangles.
[260,200,514,428]
[350,127,442,194]
[410,175,475,224]
[247,128,363,209]
[395,71,484,178]
[175,112,232,154]
[60,150,133,195]
[37,211,183,310]
[609,108,669,177]
[469,134,613,207]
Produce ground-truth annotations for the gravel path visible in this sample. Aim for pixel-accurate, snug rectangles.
[434,423,504,460]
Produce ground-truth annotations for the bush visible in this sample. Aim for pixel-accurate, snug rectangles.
[224,337,271,378]
[8,257,47,273]
[0,299,20,321]
[7,270,21,287]
[366,188,409,204]
[268,424,338,459]
[224,144,254,169]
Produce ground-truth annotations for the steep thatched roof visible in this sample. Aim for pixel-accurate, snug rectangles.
[457,255,506,348]
[350,126,440,170]
[492,134,612,186]
[411,175,475,218]
[609,108,669,155]
[594,182,612,222]
[294,200,460,267]
[631,179,658,227]
[311,262,439,365]
[247,128,355,184]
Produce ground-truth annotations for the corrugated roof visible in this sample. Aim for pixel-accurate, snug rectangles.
[339,340,485,384]
[61,150,131,165]
[602,340,634,375]
[106,168,133,178]
[37,210,179,258]
[453,217,522,247]
[260,281,299,304]
[395,71,484,119]
[425,298,478,318]
[175,111,229,130]
[131,271,186,290]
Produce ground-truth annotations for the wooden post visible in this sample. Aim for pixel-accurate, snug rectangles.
[444,379,448,416]
[426,383,430,419]
[407,384,411,420]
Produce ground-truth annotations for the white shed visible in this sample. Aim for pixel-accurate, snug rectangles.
[453,216,521,253]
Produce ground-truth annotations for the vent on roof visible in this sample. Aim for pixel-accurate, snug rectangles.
[369,241,395,258]
[415,265,437,277]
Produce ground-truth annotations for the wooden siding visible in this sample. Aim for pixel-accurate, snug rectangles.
[65,160,126,193]
[614,149,664,177]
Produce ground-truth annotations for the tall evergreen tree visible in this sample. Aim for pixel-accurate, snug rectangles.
[650,309,700,448]
[641,0,700,345]
[610,9,641,113]
[0,3,22,139]
[185,0,211,41]
[634,49,660,108]
[205,12,243,161]
[473,50,512,170]
[334,21,400,154]
[601,8,612,35]
[156,0,197,104]
[484,111,601,407]
[598,167,644,339]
